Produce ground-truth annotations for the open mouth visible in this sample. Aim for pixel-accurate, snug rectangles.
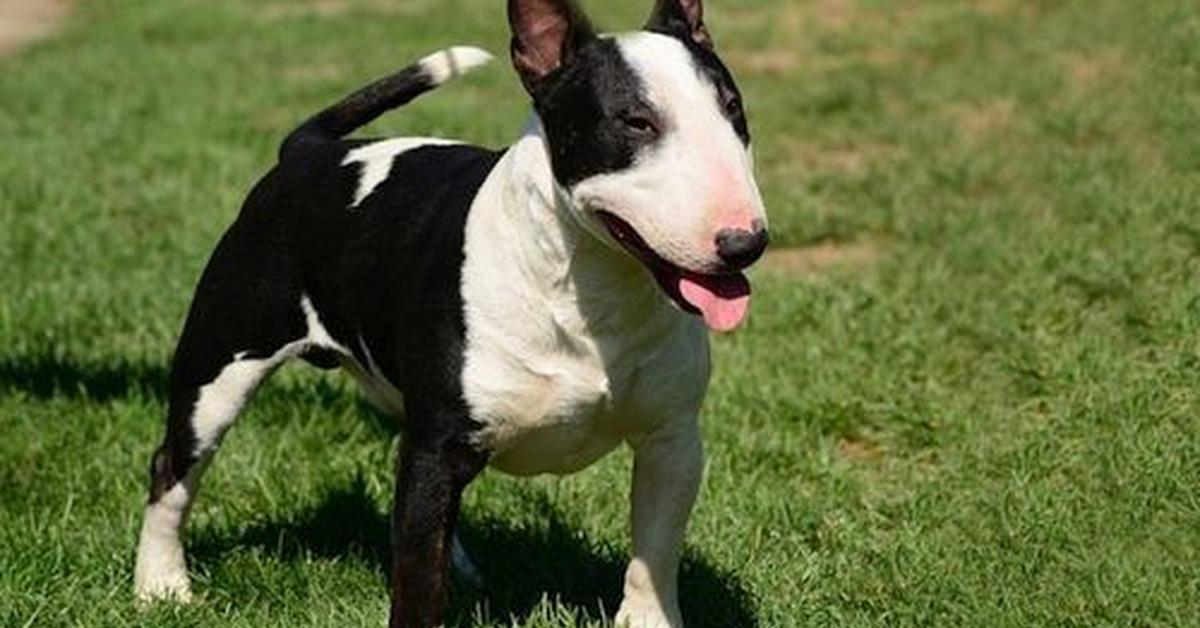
[595,211,751,333]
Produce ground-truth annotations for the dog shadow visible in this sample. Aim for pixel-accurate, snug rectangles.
[0,349,387,425]
[0,351,169,402]
[191,480,759,628]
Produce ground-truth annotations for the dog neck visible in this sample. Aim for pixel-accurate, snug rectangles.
[462,114,684,346]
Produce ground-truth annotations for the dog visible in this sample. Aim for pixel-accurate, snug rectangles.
[133,0,767,626]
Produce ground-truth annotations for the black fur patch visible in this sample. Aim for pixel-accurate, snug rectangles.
[683,39,752,145]
[528,33,751,189]
[528,38,660,186]
[274,142,504,432]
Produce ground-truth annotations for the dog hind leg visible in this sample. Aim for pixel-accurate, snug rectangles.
[134,350,293,602]
[134,286,310,602]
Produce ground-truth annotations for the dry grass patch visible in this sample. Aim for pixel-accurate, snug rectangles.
[809,0,856,31]
[719,0,920,76]
[0,0,69,57]
[257,0,437,23]
[948,99,1018,144]
[731,49,799,75]
[783,142,900,178]
[1058,49,1128,94]
[837,435,884,462]
[759,239,884,277]
[972,0,1044,20]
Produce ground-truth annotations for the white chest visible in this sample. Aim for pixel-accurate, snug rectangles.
[461,314,708,476]
[463,336,620,475]
[456,129,711,476]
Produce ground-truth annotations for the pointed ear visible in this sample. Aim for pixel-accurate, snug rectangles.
[508,0,593,90]
[645,0,712,49]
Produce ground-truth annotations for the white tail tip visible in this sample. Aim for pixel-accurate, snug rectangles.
[420,46,495,85]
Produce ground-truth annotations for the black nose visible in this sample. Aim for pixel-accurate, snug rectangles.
[715,227,769,270]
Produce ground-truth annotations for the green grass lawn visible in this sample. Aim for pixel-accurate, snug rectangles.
[2,0,1199,626]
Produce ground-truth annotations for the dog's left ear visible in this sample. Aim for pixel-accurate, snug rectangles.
[645,0,712,49]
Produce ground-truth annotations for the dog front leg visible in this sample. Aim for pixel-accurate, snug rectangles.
[616,421,704,628]
[390,436,486,628]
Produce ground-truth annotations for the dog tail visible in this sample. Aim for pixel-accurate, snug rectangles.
[280,45,494,158]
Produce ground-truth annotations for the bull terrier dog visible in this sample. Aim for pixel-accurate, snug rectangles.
[134,0,768,626]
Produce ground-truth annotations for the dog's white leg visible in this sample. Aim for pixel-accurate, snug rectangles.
[616,421,704,628]
[134,467,201,603]
[135,355,282,604]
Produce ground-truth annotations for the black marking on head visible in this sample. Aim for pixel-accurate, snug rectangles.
[529,38,664,186]
[688,40,751,145]
[512,1,750,185]
[627,28,748,148]
[644,0,750,145]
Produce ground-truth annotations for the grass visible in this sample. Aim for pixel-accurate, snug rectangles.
[2,0,1199,626]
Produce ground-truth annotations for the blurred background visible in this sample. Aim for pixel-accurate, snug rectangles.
[1,1,1197,626]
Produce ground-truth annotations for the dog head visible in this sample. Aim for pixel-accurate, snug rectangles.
[509,0,768,332]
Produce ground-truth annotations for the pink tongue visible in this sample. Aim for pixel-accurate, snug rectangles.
[678,274,751,332]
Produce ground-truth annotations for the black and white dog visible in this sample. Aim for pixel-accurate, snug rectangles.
[134,0,767,626]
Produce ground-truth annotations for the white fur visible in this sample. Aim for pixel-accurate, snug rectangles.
[302,295,348,353]
[134,477,197,603]
[342,137,460,208]
[615,425,704,627]
[189,296,342,453]
[418,45,495,85]
[570,33,766,275]
[189,356,282,454]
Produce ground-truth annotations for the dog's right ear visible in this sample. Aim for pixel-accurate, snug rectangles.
[645,0,712,49]
[508,0,593,90]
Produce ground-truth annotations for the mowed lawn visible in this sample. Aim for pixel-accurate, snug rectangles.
[2,0,1198,626]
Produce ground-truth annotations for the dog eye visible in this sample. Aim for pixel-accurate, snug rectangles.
[723,94,744,119]
[619,114,659,138]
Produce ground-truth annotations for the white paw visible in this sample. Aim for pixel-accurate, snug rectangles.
[134,507,194,605]
[614,601,682,628]
[134,572,193,605]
